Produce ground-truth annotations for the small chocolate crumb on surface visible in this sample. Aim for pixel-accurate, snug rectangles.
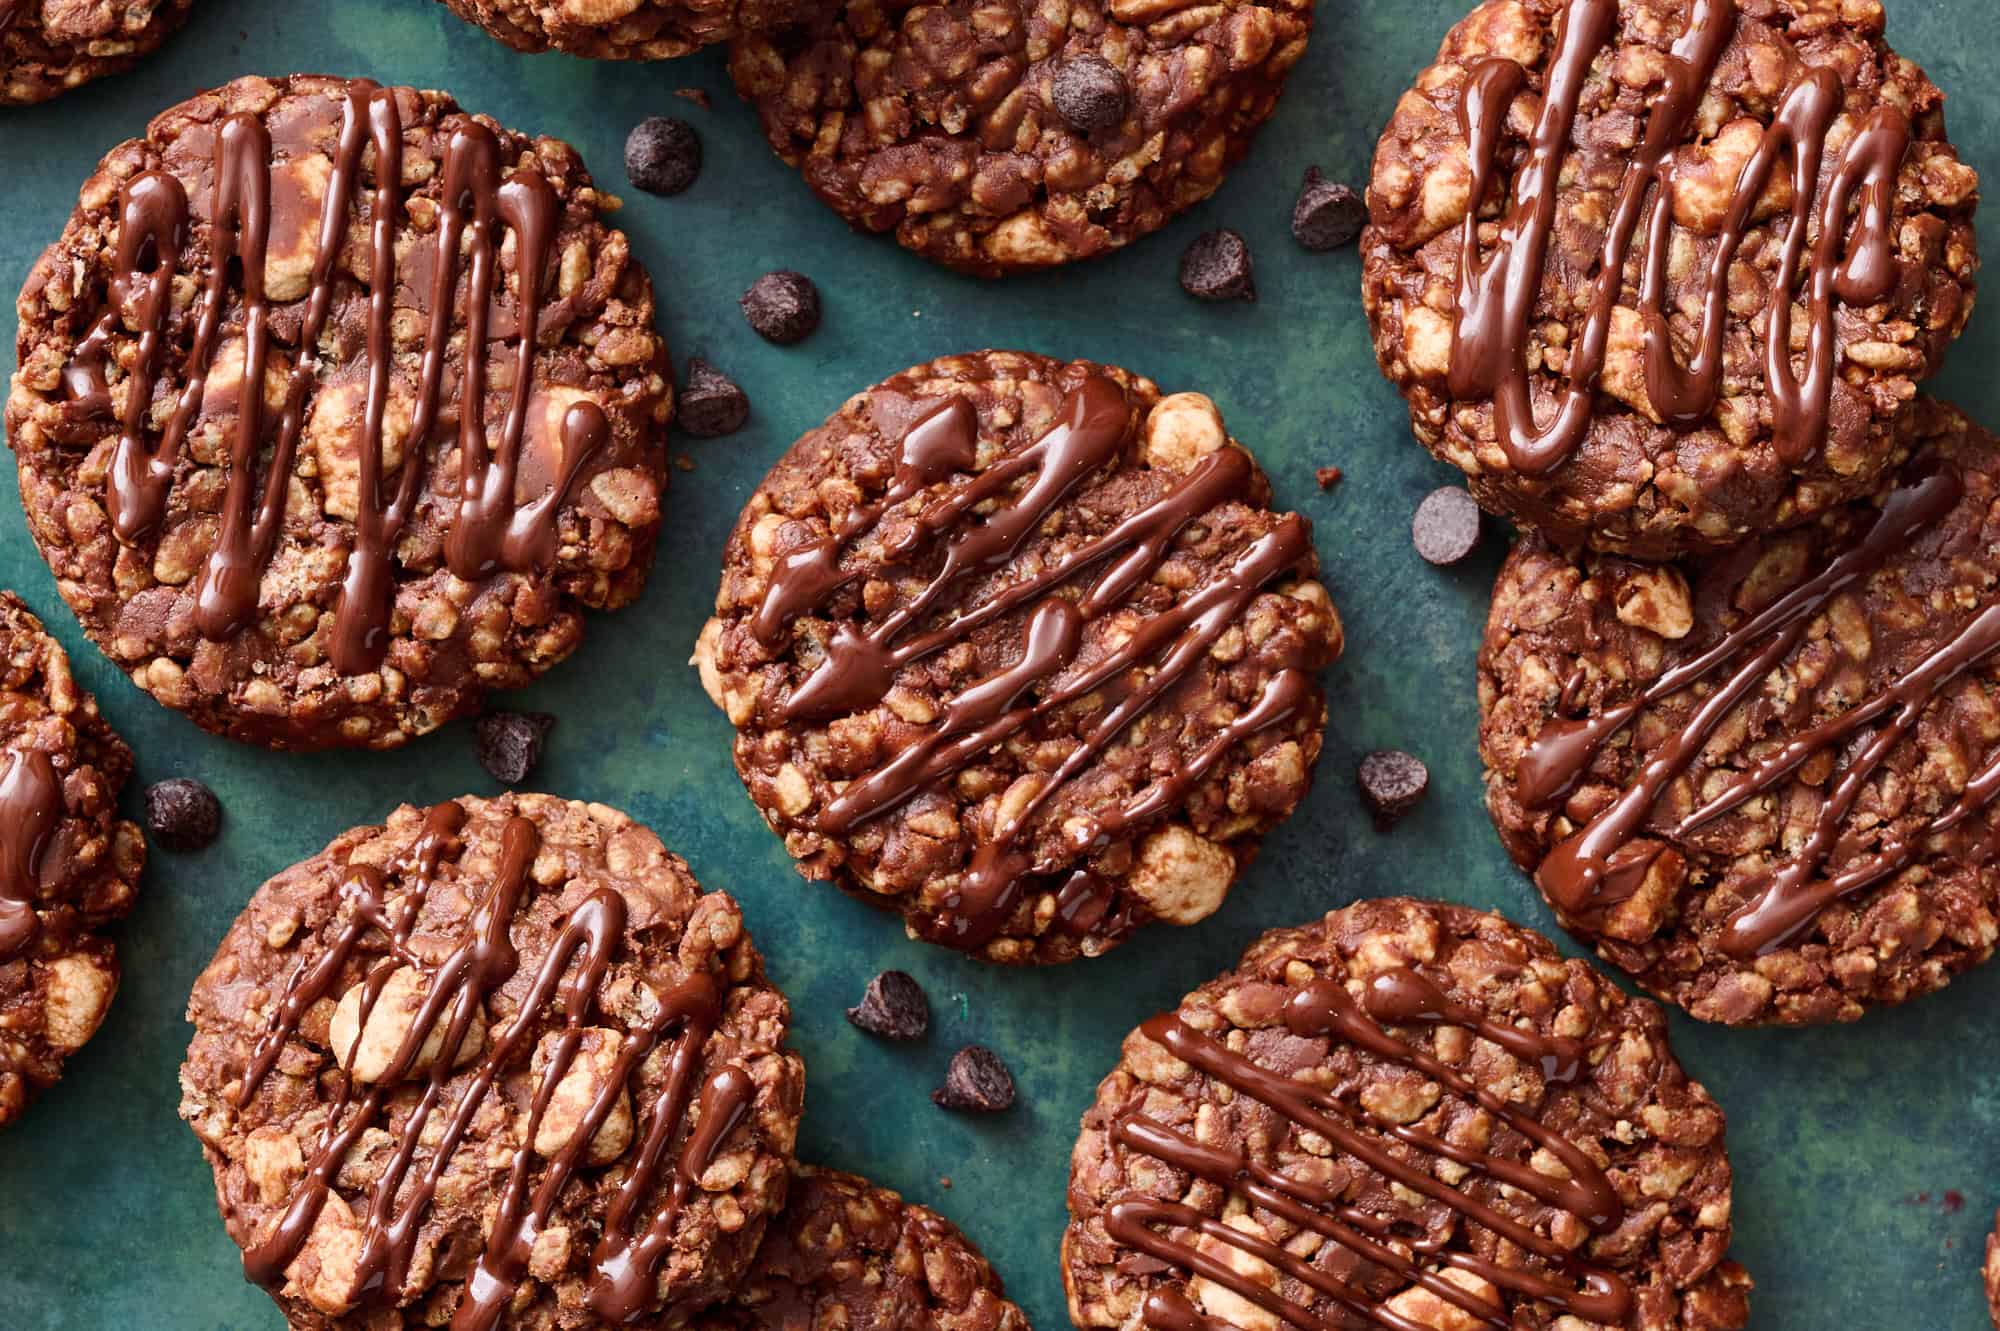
[1051,55,1128,133]
[847,970,930,1041]
[741,270,822,344]
[934,1046,1016,1112]
[1356,750,1428,829]
[1291,167,1367,251]
[474,711,555,785]
[1412,486,1483,565]
[675,87,712,108]
[626,116,703,196]
[145,778,222,852]
[1316,466,1343,491]
[680,358,751,438]
[1179,229,1255,302]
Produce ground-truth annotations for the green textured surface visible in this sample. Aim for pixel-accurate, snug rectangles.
[0,0,1996,1326]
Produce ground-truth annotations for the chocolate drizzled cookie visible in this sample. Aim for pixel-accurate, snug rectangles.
[1064,898,1751,1331]
[0,0,194,104]
[178,793,805,1330]
[7,75,672,750]
[695,351,1343,965]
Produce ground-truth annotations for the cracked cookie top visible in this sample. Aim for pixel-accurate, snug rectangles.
[0,0,195,104]
[1361,0,1979,557]
[697,351,1342,965]
[7,74,673,751]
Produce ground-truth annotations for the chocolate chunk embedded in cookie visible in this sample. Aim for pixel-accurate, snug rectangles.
[1480,401,2000,1025]
[1064,897,1752,1331]
[0,592,146,1130]
[0,0,195,105]
[696,1167,1028,1331]
[695,352,1343,965]
[728,0,1313,276]
[178,792,805,1330]
[1361,0,1980,557]
[437,0,804,59]
[7,74,672,751]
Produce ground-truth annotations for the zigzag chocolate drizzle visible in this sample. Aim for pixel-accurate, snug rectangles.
[1449,0,1909,475]
[0,748,63,959]
[1106,969,1627,1331]
[66,79,605,675]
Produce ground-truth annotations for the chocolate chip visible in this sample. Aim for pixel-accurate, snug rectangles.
[741,270,821,345]
[679,358,749,438]
[1316,466,1343,491]
[1179,229,1255,303]
[674,87,711,109]
[144,778,222,852]
[1357,750,1429,830]
[475,711,555,786]
[933,1045,1015,1113]
[1291,167,1368,252]
[1052,55,1128,133]
[624,117,702,197]
[847,970,930,1041]
[1412,486,1482,565]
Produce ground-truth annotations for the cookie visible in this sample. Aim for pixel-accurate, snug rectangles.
[728,0,1312,276]
[695,351,1343,965]
[1063,897,1751,1331]
[0,591,146,1129]
[1986,1214,2000,1330]
[0,0,194,105]
[437,0,803,60]
[1361,0,1980,557]
[7,74,672,751]
[1480,400,2000,1025]
[696,1166,1029,1331]
[177,792,805,1329]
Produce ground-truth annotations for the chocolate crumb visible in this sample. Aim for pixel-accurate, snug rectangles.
[144,778,221,852]
[1357,750,1429,829]
[678,358,750,438]
[674,87,711,109]
[624,116,702,197]
[741,270,822,345]
[1179,229,1255,303]
[675,454,696,472]
[939,1175,952,1189]
[475,711,555,786]
[1051,55,1128,133]
[1412,486,1482,565]
[933,1046,1015,1113]
[847,970,930,1041]
[1316,466,1343,491]
[1291,167,1367,251]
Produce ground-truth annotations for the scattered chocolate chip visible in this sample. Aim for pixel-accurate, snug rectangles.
[144,778,221,852]
[678,358,750,438]
[1291,167,1368,252]
[741,270,822,345]
[1179,229,1255,303]
[1357,750,1429,830]
[475,711,555,786]
[933,1046,1016,1113]
[847,970,930,1041]
[1412,486,1482,565]
[1316,465,1344,491]
[674,87,711,109]
[1051,55,1129,133]
[624,117,702,197]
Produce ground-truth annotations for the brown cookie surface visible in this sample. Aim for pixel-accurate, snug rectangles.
[0,591,145,1129]
[696,351,1343,965]
[8,74,672,751]
[695,1166,1028,1331]
[178,792,805,1330]
[1986,1214,2000,1330]
[727,0,1312,276]
[1063,897,1751,1331]
[437,0,806,59]
[0,0,194,104]
[1361,0,1980,557]
[1480,400,2000,1024]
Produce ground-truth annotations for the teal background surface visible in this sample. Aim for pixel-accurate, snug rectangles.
[0,0,1996,1325]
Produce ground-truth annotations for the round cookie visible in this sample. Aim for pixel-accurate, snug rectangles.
[1063,897,1751,1331]
[695,351,1343,965]
[436,0,803,59]
[7,74,672,751]
[1360,0,1980,558]
[1480,400,2000,1025]
[0,0,193,105]
[178,792,805,1329]
[696,1166,1029,1331]
[728,0,1312,276]
[0,591,145,1129]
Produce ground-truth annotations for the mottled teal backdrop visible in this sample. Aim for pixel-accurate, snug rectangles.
[0,1,1995,1326]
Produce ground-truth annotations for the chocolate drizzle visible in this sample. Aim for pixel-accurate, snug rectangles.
[1448,0,1910,475]
[1105,971,1628,1331]
[0,3,19,36]
[67,80,603,675]
[748,376,1319,948]
[233,801,751,1324]
[0,748,63,959]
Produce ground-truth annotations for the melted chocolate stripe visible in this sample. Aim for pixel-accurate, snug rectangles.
[0,749,62,959]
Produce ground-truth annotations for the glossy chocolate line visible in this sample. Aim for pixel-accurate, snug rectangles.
[0,4,20,35]
[0,749,62,960]
[65,171,188,423]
